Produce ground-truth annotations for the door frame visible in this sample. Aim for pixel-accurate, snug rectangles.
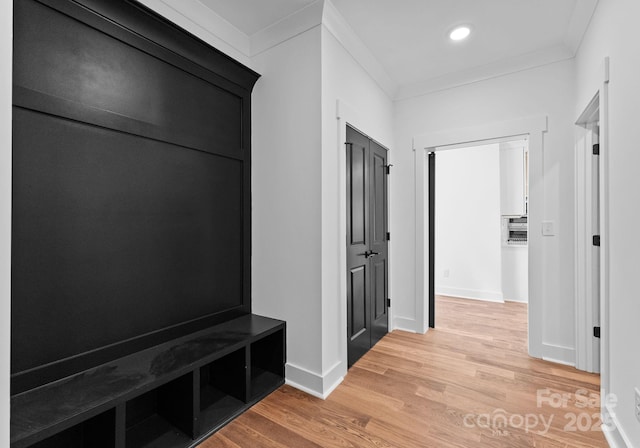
[574,57,610,384]
[428,152,435,328]
[413,115,547,358]
[575,95,600,374]
[337,99,392,374]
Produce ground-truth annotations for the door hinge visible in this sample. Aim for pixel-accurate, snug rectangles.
[593,235,601,246]
[386,232,391,241]
[592,143,600,155]
[593,326,601,338]
[387,298,391,308]
[386,164,393,175]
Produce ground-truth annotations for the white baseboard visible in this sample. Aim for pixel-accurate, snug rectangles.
[504,297,528,303]
[436,286,504,303]
[285,361,344,400]
[393,317,418,333]
[603,403,631,448]
[542,343,575,366]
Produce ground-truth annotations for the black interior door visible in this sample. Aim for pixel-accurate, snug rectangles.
[346,126,388,367]
[370,140,389,346]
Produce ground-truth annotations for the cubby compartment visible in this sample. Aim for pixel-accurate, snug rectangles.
[125,373,195,448]
[28,409,115,448]
[250,329,285,400]
[12,315,285,448]
[198,348,247,434]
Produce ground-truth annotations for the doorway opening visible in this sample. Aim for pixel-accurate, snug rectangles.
[413,115,547,358]
[429,138,529,336]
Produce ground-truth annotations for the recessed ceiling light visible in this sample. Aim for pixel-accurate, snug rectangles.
[449,26,471,41]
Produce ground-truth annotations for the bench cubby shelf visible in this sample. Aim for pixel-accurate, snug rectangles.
[11,315,286,448]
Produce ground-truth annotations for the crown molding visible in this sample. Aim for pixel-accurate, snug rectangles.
[137,0,597,103]
[564,0,599,55]
[395,45,573,101]
[250,0,324,57]
[248,0,397,98]
[135,0,251,65]
[321,0,398,99]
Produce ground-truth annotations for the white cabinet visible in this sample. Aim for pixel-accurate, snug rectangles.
[500,144,527,216]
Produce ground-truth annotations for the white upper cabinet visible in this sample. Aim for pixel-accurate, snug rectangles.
[500,141,528,216]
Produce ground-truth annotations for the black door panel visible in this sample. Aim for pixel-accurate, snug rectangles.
[346,126,389,367]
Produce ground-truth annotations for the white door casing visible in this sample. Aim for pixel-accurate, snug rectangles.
[413,115,547,358]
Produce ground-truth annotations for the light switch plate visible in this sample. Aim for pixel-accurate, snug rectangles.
[542,221,555,236]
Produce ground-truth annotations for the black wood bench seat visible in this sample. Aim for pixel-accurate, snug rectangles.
[11,314,286,448]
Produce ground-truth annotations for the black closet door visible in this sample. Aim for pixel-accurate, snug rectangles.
[346,126,389,368]
[346,126,371,367]
[369,140,389,347]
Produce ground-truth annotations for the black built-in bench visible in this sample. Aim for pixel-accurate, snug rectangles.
[11,315,286,448]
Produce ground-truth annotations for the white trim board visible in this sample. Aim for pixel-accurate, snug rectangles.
[252,0,397,98]
[563,0,599,53]
[598,57,611,414]
[574,58,610,403]
[413,115,548,358]
[542,343,575,366]
[321,0,396,98]
[285,361,344,400]
[574,113,600,374]
[435,288,504,303]
[603,403,632,448]
[393,317,418,334]
[135,0,251,65]
[138,0,597,103]
[250,0,324,58]
[504,297,528,304]
[396,46,573,101]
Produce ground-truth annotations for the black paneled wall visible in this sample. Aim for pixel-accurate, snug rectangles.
[12,0,259,393]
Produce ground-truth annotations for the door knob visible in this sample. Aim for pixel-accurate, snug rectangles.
[358,250,380,258]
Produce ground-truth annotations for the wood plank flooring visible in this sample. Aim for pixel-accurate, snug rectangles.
[199,296,607,447]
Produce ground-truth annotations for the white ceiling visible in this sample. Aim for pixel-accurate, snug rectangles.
[197,0,596,91]
[198,0,317,36]
[331,0,583,87]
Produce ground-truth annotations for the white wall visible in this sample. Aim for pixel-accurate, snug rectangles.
[435,144,503,302]
[319,22,394,394]
[251,26,325,390]
[250,13,395,398]
[1,1,11,444]
[393,60,576,363]
[575,0,640,445]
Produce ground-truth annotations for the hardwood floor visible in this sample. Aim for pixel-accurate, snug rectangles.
[199,296,607,447]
